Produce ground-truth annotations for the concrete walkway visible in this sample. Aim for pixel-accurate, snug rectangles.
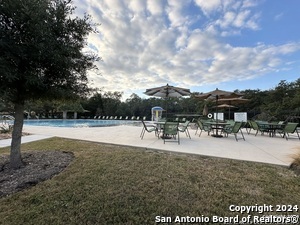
[1,125,299,166]
[0,134,53,148]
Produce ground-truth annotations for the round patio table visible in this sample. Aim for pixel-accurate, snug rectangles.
[204,121,230,138]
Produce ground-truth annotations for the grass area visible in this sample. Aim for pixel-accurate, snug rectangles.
[0,137,300,225]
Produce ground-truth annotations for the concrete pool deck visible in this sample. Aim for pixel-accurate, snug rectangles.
[1,124,299,166]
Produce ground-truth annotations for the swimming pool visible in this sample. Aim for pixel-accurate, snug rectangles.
[23,119,140,128]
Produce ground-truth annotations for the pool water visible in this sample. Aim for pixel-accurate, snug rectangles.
[23,119,140,128]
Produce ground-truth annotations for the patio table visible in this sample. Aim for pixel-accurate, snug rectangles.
[153,121,166,130]
[153,121,168,139]
[258,122,285,137]
[204,121,230,138]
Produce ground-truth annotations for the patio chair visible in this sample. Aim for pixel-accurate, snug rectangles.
[245,120,253,134]
[223,121,245,141]
[178,121,191,139]
[194,119,211,137]
[277,122,299,140]
[249,120,269,136]
[140,120,158,139]
[162,122,180,144]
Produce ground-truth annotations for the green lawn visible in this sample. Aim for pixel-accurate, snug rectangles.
[0,138,299,225]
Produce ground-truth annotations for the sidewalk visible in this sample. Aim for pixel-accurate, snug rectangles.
[0,134,54,148]
[1,125,299,166]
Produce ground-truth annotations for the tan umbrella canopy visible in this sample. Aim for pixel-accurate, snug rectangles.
[212,104,237,109]
[144,83,191,98]
[213,97,249,120]
[196,88,244,137]
[144,83,191,118]
[213,104,237,119]
[214,97,249,105]
[196,88,243,100]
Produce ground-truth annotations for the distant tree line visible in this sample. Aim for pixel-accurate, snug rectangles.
[1,79,299,122]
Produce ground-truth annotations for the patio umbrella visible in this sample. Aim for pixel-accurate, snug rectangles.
[212,104,237,109]
[144,83,191,98]
[214,97,249,105]
[144,84,191,118]
[196,88,243,137]
[196,88,243,100]
[214,97,249,120]
[202,104,208,116]
[213,104,237,120]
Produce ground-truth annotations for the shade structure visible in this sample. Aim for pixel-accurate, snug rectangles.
[212,104,237,109]
[196,88,244,137]
[213,104,237,119]
[213,97,249,120]
[144,84,191,119]
[144,83,191,98]
[214,97,249,105]
[196,88,243,100]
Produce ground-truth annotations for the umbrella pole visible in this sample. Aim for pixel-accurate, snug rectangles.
[212,95,223,138]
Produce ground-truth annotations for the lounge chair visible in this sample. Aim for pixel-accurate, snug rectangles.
[277,122,299,140]
[140,120,158,139]
[178,121,191,139]
[162,122,180,144]
[223,121,245,141]
[194,119,211,137]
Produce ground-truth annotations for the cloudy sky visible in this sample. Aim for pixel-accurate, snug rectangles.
[73,0,300,99]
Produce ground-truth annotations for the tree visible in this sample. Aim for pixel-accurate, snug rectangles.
[101,91,122,116]
[0,0,98,168]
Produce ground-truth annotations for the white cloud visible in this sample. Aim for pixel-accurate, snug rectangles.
[73,0,300,99]
[147,0,164,15]
[274,12,284,21]
[194,0,221,16]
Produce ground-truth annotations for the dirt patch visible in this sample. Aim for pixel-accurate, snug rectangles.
[290,163,300,176]
[0,151,74,197]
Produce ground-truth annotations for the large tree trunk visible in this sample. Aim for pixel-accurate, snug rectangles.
[10,102,25,169]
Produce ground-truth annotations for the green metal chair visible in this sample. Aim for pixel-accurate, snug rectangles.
[178,121,191,139]
[278,122,299,140]
[162,122,180,144]
[249,120,269,136]
[140,120,158,139]
[223,121,245,141]
[194,119,211,137]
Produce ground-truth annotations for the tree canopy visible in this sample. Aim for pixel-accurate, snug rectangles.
[0,0,98,103]
[0,0,98,168]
